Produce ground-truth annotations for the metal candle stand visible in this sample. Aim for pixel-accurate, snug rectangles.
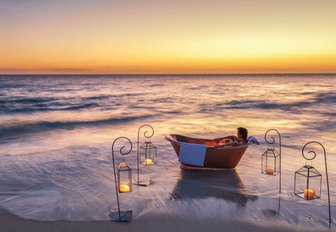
[294,141,332,226]
[109,137,133,222]
[137,124,157,186]
[261,129,282,195]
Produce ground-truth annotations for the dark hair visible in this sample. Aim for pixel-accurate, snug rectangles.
[237,127,248,142]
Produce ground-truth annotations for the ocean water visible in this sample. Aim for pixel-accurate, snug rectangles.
[0,74,336,228]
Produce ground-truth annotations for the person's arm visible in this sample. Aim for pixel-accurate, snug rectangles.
[225,135,239,142]
[215,135,239,147]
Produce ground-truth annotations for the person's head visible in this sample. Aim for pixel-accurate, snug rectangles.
[237,127,248,142]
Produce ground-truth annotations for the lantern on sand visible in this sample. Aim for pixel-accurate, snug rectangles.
[260,129,282,194]
[293,141,331,226]
[137,124,157,186]
[109,137,133,222]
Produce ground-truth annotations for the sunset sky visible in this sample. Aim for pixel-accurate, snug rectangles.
[1,0,336,74]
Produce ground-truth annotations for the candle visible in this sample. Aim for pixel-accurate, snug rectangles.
[266,167,274,175]
[143,159,153,166]
[304,188,315,200]
[119,184,131,193]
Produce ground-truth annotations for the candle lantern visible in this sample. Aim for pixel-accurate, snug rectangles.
[293,141,331,226]
[137,124,157,186]
[140,141,157,166]
[261,148,280,176]
[109,137,133,222]
[117,161,132,193]
[260,129,282,194]
[294,165,321,200]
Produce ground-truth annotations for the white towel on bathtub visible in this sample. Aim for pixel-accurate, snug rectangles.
[179,142,207,167]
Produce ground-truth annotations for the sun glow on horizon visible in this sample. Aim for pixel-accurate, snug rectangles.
[1,0,336,74]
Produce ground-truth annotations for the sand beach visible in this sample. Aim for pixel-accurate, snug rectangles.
[2,206,331,232]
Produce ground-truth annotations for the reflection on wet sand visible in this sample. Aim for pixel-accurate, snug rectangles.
[262,197,281,218]
[262,208,281,218]
[170,169,258,208]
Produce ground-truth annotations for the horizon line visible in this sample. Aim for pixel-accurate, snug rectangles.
[0,73,336,76]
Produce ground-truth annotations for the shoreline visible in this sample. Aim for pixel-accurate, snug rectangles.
[0,207,331,232]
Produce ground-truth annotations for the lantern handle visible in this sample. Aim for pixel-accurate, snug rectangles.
[302,142,319,161]
[264,129,281,154]
[264,129,282,195]
[111,136,133,221]
[137,124,154,185]
[302,141,331,226]
[139,124,154,139]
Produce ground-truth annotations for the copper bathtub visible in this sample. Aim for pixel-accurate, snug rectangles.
[165,134,249,169]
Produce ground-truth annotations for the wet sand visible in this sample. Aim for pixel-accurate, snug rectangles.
[1,206,331,232]
[1,145,335,232]
[1,166,334,232]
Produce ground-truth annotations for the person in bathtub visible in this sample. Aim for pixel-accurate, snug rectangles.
[218,127,249,146]
[218,127,259,146]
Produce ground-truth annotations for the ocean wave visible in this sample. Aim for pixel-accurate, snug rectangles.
[0,92,148,114]
[187,84,209,90]
[224,100,303,110]
[0,97,57,104]
[0,103,101,113]
[0,114,155,141]
[84,95,111,101]
[0,96,101,113]
[152,97,175,103]
[313,92,336,103]
[223,92,336,111]
[0,83,26,89]
[148,83,165,87]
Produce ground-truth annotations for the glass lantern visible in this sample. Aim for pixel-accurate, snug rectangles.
[117,161,132,193]
[294,165,321,200]
[293,141,331,226]
[140,141,157,166]
[261,148,280,176]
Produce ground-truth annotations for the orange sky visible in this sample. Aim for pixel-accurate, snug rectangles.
[1,0,336,74]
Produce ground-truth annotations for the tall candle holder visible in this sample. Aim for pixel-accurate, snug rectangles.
[109,136,133,222]
[137,124,157,186]
[261,129,282,194]
[294,141,331,226]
